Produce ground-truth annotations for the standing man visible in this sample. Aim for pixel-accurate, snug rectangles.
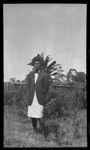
[26,54,49,138]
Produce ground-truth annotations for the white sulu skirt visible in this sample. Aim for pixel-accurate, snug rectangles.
[27,91,43,118]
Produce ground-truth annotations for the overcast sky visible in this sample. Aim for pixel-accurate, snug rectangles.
[4,4,86,81]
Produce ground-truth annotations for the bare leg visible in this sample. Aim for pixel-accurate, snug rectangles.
[38,118,49,137]
[31,118,37,132]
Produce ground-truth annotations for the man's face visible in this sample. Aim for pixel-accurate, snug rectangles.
[34,61,41,72]
[71,70,77,76]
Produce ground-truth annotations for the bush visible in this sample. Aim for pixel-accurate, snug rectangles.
[4,83,28,108]
[43,83,86,120]
[43,98,58,119]
[4,85,18,106]
[4,90,15,105]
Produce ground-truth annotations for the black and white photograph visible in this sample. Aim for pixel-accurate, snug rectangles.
[4,4,87,147]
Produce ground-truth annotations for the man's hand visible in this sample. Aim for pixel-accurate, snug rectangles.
[32,67,35,72]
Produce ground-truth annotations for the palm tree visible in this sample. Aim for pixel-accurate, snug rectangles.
[39,53,61,81]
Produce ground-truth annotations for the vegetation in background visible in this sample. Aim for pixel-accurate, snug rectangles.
[4,53,87,147]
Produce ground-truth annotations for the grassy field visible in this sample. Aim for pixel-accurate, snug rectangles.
[4,105,87,147]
